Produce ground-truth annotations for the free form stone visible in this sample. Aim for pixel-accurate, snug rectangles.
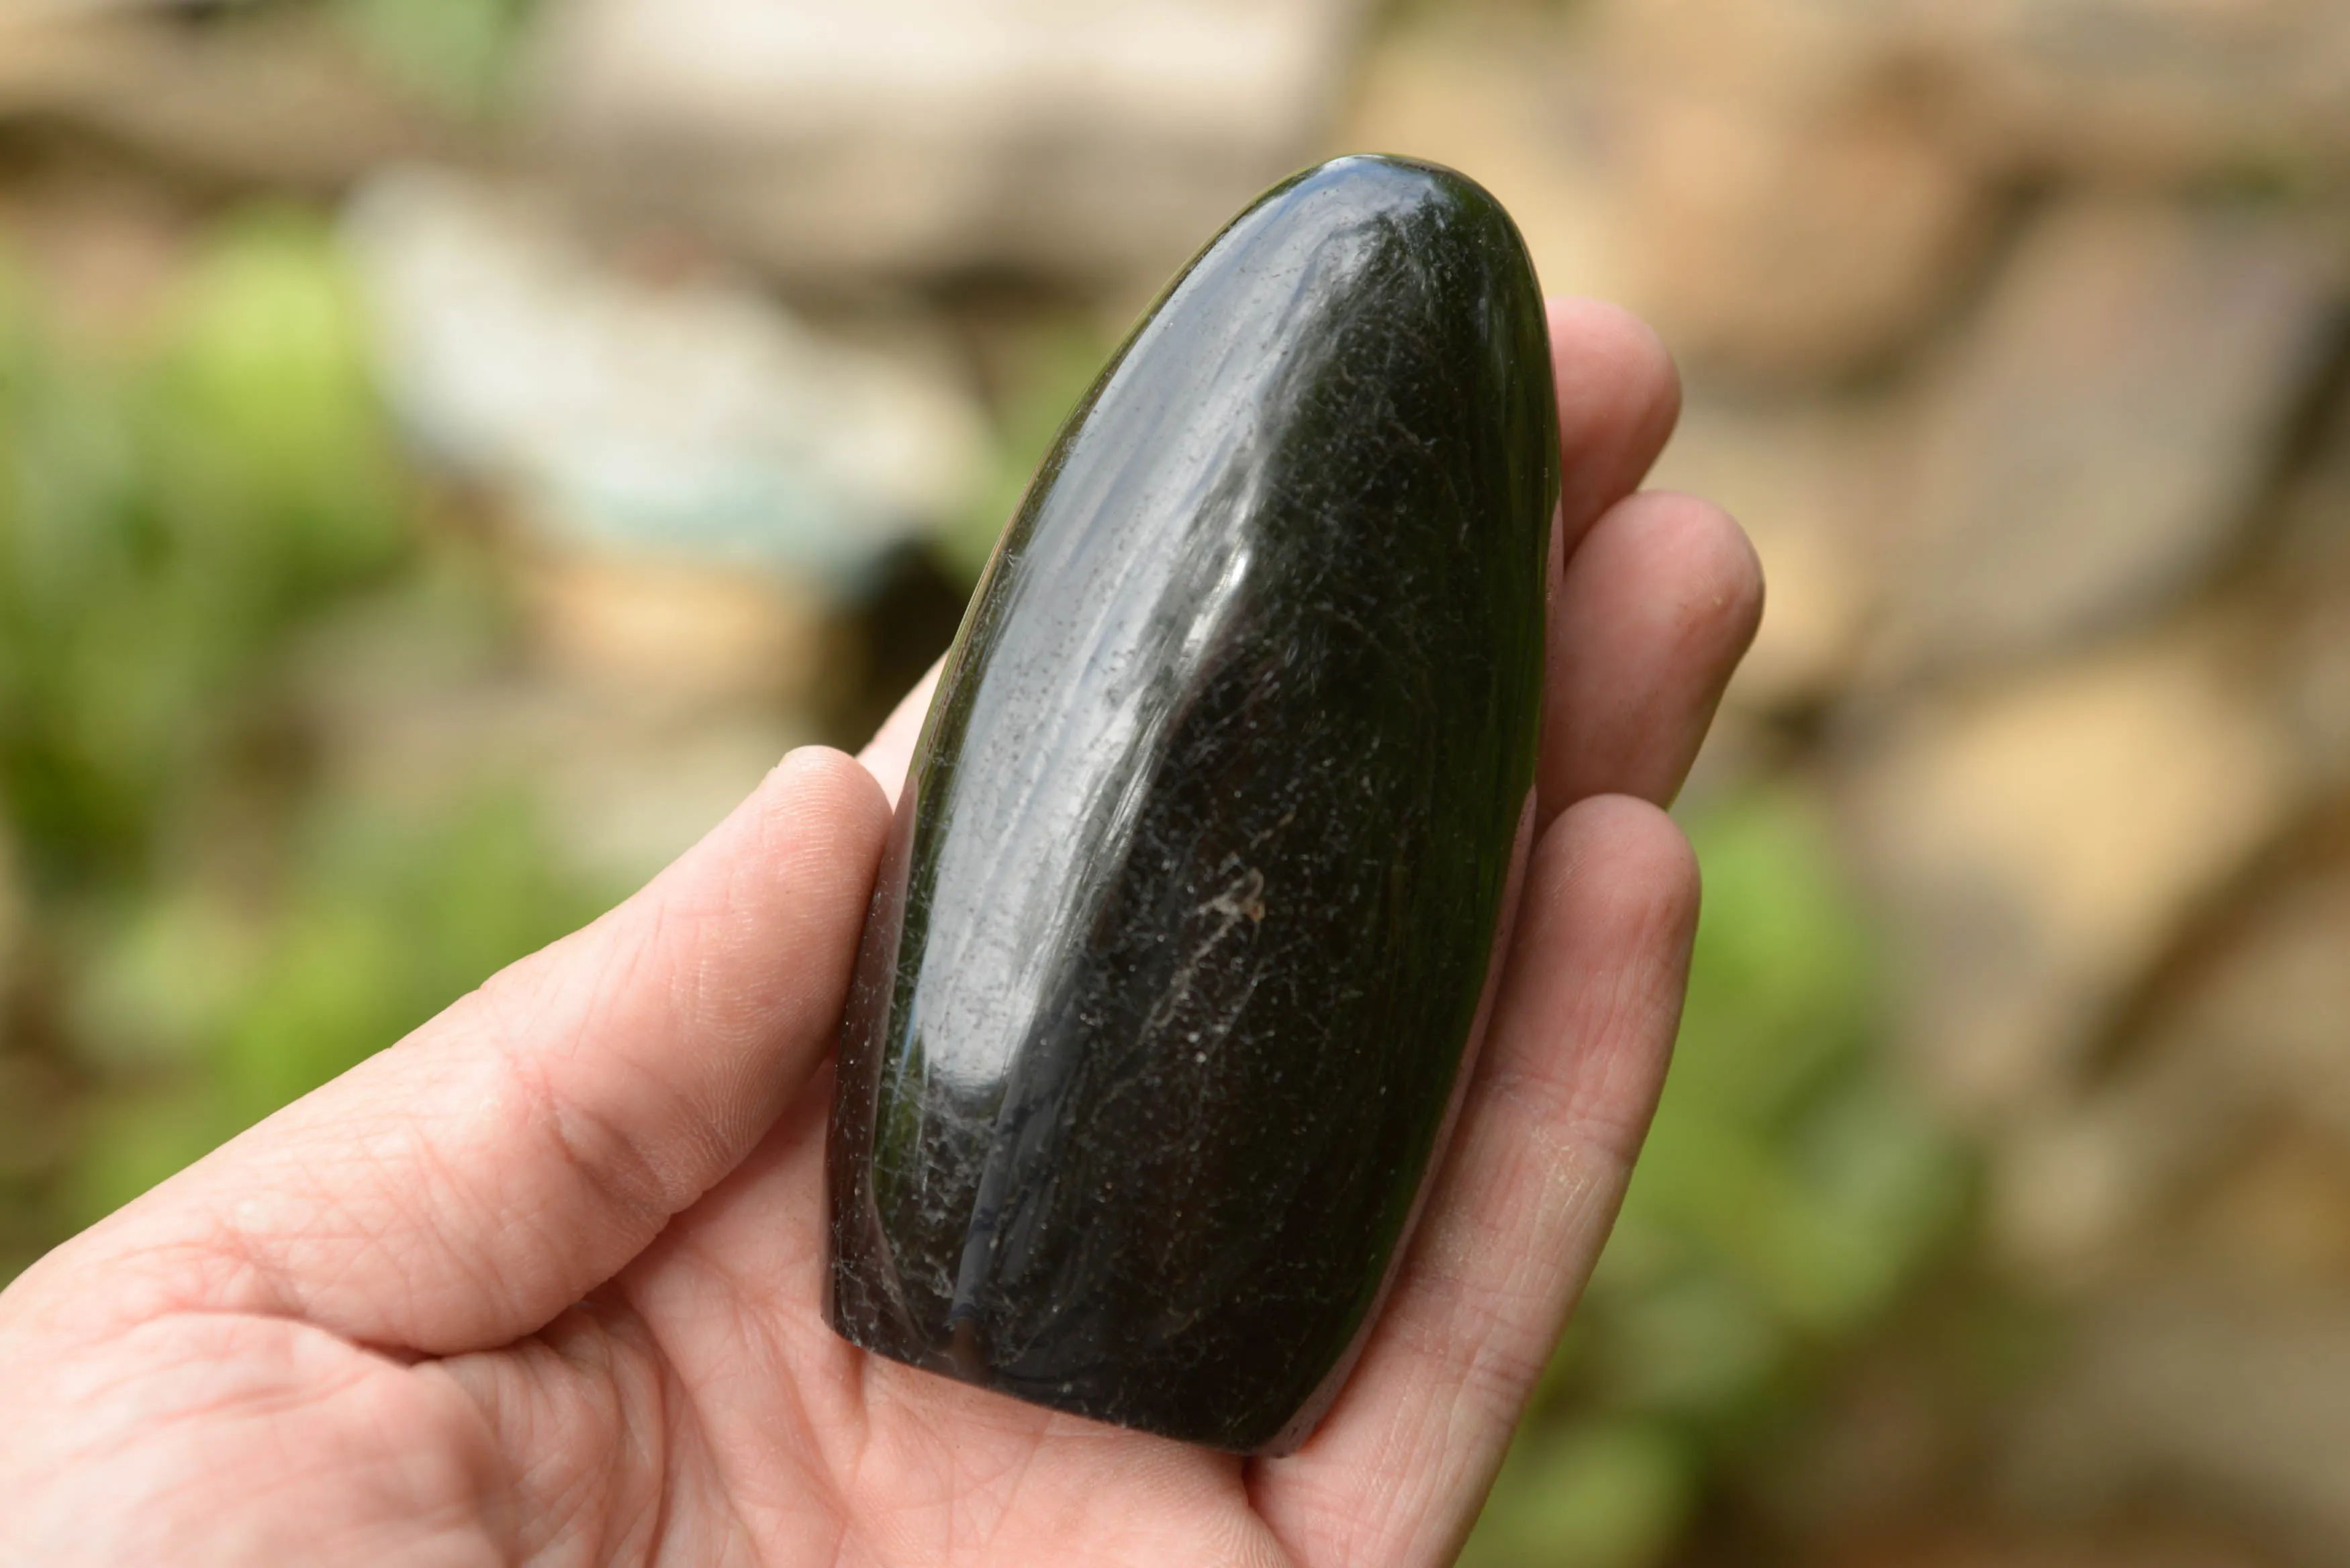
[826,154,1558,1453]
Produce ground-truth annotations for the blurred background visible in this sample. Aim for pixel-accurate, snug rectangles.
[1,0,2346,1561]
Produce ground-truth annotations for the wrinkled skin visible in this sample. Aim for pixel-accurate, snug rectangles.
[0,300,1760,1568]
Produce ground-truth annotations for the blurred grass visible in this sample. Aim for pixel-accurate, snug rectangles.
[1,210,405,891]
[0,205,611,1279]
[1463,790,1969,1568]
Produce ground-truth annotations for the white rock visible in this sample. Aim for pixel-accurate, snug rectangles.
[525,0,1368,286]
[341,166,990,593]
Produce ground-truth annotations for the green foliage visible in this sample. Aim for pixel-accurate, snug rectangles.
[1617,795,1960,1346]
[330,0,545,118]
[60,791,604,1228]
[0,208,612,1277]
[1,211,405,893]
[1464,788,1968,1567]
[1468,1422,1694,1568]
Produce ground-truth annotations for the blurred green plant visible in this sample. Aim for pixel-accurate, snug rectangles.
[0,207,610,1279]
[1462,788,1969,1568]
[328,0,545,119]
[2,210,404,891]
[59,787,604,1226]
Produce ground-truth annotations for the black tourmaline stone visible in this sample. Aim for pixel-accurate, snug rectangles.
[826,154,1558,1454]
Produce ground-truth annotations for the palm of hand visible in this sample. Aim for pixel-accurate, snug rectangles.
[0,303,1757,1568]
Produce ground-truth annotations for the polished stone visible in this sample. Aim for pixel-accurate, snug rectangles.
[826,153,1558,1453]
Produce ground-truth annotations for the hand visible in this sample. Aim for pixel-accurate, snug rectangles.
[0,300,1760,1567]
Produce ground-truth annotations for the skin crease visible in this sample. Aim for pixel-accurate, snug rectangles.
[0,299,1762,1568]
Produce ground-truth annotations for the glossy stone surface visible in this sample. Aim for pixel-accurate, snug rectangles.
[826,154,1558,1453]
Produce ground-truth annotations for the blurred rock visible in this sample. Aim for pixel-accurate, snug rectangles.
[2273,632,2350,801]
[1849,618,2298,1118]
[1336,15,1626,301]
[2153,874,2350,1149]
[341,166,990,592]
[1887,199,2339,678]
[0,818,20,1014]
[0,144,193,352]
[350,671,802,890]
[296,579,815,891]
[1990,1040,2257,1291]
[2182,1119,2350,1295]
[1600,0,2350,186]
[519,548,835,710]
[1983,865,2350,1287]
[541,703,812,886]
[1924,0,2350,183]
[1649,393,1900,714]
[1604,85,1992,383]
[1593,0,1924,118]
[0,7,443,189]
[527,0,1367,289]
[1760,1355,1961,1545]
[1348,3,1989,378]
[1828,1525,2281,1568]
[2265,398,2350,792]
[2008,1285,2350,1564]
[0,1053,72,1230]
[1581,0,1994,381]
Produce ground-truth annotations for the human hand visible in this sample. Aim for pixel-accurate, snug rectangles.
[0,299,1760,1567]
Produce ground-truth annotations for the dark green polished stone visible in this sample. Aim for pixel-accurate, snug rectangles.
[825,154,1559,1454]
